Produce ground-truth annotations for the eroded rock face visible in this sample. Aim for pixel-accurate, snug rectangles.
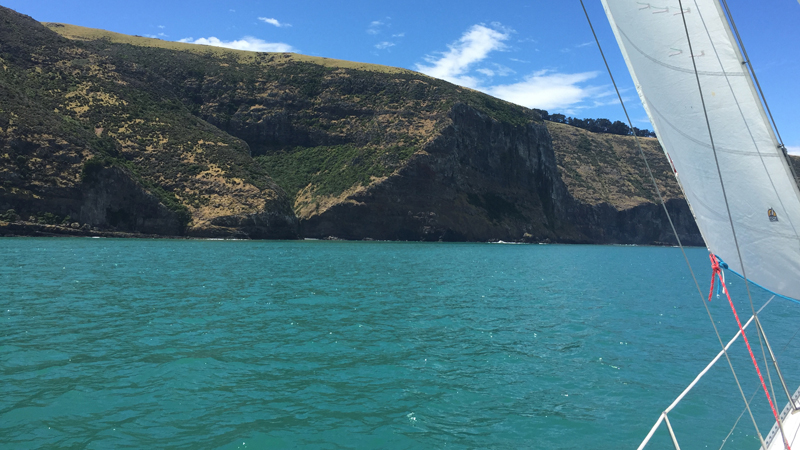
[197,208,299,239]
[299,103,578,241]
[570,198,703,246]
[80,166,185,235]
[0,5,703,244]
[298,103,703,245]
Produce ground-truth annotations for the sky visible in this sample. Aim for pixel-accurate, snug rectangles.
[5,0,800,152]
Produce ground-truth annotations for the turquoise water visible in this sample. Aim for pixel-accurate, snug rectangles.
[2,239,799,449]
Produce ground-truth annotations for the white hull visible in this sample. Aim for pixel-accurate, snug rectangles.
[763,386,800,450]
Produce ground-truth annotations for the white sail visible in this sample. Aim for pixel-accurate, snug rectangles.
[601,0,800,301]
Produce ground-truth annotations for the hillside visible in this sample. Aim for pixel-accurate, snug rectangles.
[0,6,701,244]
[547,122,681,209]
[0,8,298,238]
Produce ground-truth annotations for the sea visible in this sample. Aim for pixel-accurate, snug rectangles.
[2,238,799,449]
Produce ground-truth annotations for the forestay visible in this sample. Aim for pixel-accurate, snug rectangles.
[601,0,800,301]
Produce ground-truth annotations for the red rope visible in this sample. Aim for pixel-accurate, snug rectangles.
[709,254,789,450]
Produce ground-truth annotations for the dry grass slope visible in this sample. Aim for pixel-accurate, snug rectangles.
[547,121,683,210]
[43,23,415,74]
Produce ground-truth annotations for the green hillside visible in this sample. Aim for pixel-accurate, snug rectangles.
[0,6,701,244]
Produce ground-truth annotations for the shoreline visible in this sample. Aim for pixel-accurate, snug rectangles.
[0,220,698,247]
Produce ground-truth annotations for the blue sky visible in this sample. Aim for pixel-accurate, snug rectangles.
[5,0,800,151]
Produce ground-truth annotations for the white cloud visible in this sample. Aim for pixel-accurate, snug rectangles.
[562,41,597,53]
[392,32,405,38]
[367,20,383,35]
[375,41,395,50]
[476,64,515,78]
[787,146,800,155]
[485,71,603,110]
[492,63,515,77]
[178,36,295,53]
[259,17,291,27]
[415,24,511,89]
[415,24,606,111]
[158,25,165,29]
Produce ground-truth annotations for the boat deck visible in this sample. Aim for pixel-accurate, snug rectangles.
[764,385,800,450]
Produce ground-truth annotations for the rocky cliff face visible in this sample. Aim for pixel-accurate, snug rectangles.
[296,103,702,245]
[0,6,704,245]
[0,7,298,239]
[79,166,185,235]
[547,122,703,246]
[298,103,580,241]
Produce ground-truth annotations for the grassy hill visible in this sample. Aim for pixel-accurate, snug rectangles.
[547,121,682,210]
[38,14,539,226]
[0,6,700,244]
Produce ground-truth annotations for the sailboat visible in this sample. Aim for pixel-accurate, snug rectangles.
[591,0,800,448]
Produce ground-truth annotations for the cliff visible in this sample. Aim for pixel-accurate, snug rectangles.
[548,122,701,245]
[0,6,702,245]
[0,8,297,238]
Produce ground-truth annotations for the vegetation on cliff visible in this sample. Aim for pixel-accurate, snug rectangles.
[535,109,656,138]
[1,7,543,238]
[0,6,701,243]
[547,122,681,209]
[0,8,298,237]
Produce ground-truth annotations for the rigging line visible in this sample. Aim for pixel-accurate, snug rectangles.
[718,0,800,188]
[581,1,764,445]
[676,2,786,448]
[757,316,797,412]
[689,0,800,259]
[718,0,785,147]
[781,326,800,354]
[719,386,761,450]
[688,0,791,411]
[759,317,782,411]
[579,1,704,298]
[718,295,774,450]
[676,0,757,332]
[710,254,785,448]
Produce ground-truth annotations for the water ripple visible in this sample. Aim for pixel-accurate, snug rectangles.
[1,239,797,449]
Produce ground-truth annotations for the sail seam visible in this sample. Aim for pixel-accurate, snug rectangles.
[646,102,782,157]
[617,27,746,77]
[692,0,797,437]
[676,1,782,447]
[590,2,766,444]
[688,0,800,257]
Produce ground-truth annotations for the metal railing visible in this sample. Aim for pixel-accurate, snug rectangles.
[638,296,797,450]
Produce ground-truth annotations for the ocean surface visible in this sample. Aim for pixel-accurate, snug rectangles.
[2,238,799,449]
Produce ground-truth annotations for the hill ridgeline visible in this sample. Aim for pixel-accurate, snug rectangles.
[0,6,702,245]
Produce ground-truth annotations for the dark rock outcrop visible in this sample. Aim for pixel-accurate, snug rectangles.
[570,198,703,246]
[299,103,702,245]
[0,6,703,244]
[300,103,581,242]
[80,166,185,235]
